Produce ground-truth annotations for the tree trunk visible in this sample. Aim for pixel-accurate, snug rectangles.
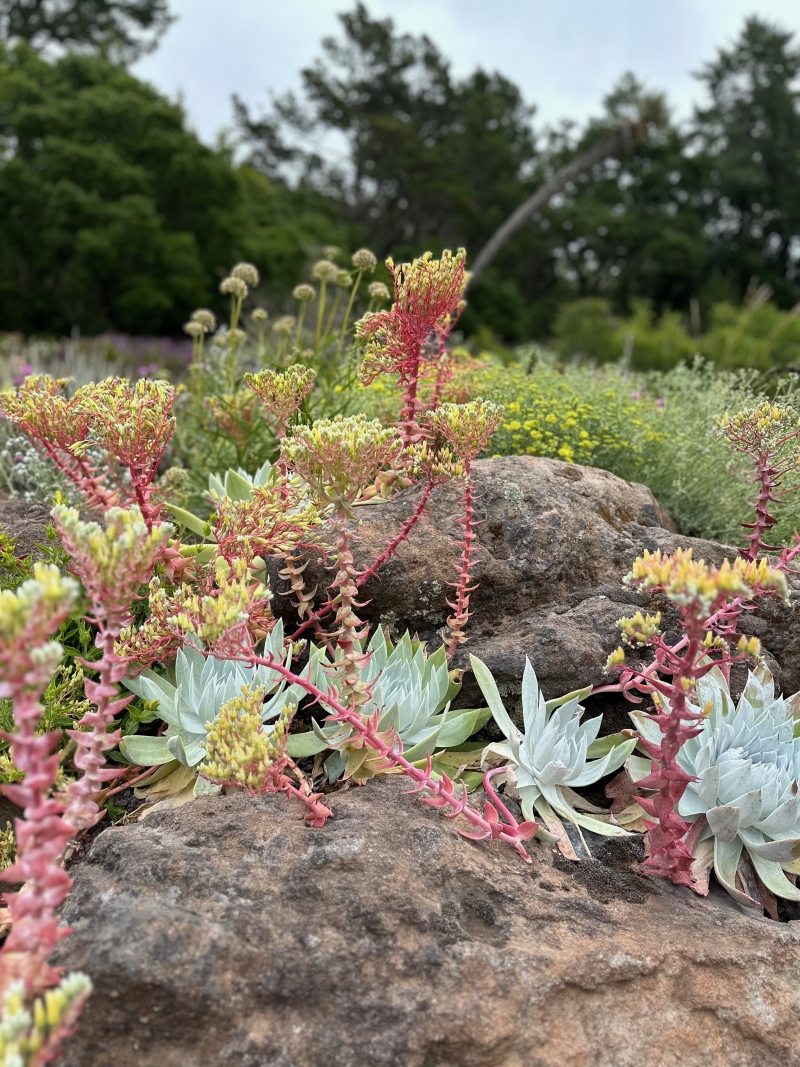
[467,124,638,289]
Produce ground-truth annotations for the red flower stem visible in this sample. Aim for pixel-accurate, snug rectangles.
[398,347,425,446]
[0,690,74,994]
[288,482,435,643]
[64,627,132,830]
[356,481,433,586]
[244,649,536,861]
[445,461,478,660]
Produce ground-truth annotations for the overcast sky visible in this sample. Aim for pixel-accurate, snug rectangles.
[134,1,800,147]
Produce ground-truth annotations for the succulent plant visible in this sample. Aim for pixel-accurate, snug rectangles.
[470,654,637,843]
[629,661,800,907]
[120,622,308,780]
[288,628,490,782]
[164,460,280,541]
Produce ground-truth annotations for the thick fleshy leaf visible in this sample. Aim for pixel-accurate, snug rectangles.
[713,837,759,908]
[586,731,632,758]
[567,738,637,787]
[629,710,662,746]
[437,708,490,748]
[285,731,329,757]
[706,805,740,843]
[119,734,172,766]
[759,790,800,836]
[163,503,214,538]
[728,788,762,828]
[469,655,516,739]
[748,852,800,901]
[744,836,800,863]
[626,754,652,783]
[544,685,592,712]
[521,658,543,739]
[694,765,720,809]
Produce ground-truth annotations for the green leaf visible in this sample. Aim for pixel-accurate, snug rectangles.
[163,503,215,540]
[285,731,330,757]
[469,655,516,739]
[119,734,173,766]
[545,684,592,712]
[437,707,490,748]
[586,731,636,758]
[224,470,257,502]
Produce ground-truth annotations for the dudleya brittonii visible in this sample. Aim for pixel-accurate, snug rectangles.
[120,621,308,780]
[288,628,489,782]
[470,654,636,843]
[630,662,800,907]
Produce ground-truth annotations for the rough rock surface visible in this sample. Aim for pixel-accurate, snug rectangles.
[270,456,800,705]
[0,498,52,559]
[54,779,800,1067]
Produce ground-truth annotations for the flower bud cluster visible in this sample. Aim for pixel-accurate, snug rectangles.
[0,974,92,1065]
[52,505,173,626]
[0,564,78,690]
[352,248,377,271]
[272,315,297,335]
[624,548,788,614]
[244,365,316,426]
[312,259,340,284]
[282,414,401,505]
[201,686,295,793]
[292,284,316,302]
[426,398,504,463]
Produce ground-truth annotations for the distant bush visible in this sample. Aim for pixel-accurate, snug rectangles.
[550,290,800,371]
[471,354,800,545]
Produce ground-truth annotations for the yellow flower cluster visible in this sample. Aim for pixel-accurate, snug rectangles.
[617,610,663,646]
[52,504,173,610]
[169,557,265,645]
[282,413,401,505]
[0,974,92,1067]
[201,685,294,792]
[720,400,796,434]
[0,563,78,651]
[624,548,788,613]
[244,364,317,427]
[387,248,468,317]
[69,377,175,463]
[427,398,504,462]
[467,367,663,467]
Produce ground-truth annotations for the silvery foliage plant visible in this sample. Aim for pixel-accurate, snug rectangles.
[120,621,308,786]
[471,654,636,840]
[630,662,800,907]
[289,627,489,782]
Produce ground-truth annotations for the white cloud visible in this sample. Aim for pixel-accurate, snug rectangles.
[134,1,800,144]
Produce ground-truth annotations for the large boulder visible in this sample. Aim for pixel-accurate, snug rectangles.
[271,456,800,706]
[54,779,800,1067]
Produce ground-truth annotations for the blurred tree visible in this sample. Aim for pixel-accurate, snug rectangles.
[235,3,538,262]
[0,0,173,63]
[0,44,343,336]
[691,16,800,308]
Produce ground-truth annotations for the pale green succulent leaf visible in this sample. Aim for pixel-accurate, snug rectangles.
[749,851,800,900]
[163,503,216,540]
[469,655,516,739]
[707,804,740,843]
[285,731,330,757]
[544,684,592,712]
[119,734,173,766]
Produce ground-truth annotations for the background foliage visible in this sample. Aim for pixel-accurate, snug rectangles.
[1,4,800,362]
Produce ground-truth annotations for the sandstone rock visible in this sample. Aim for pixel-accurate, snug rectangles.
[269,456,800,706]
[54,779,800,1067]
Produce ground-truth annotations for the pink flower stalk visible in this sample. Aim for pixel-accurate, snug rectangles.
[0,376,176,527]
[426,400,504,659]
[52,505,173,830]
[0,565,79,996]
[607,550,787,887]
[357,250,468,446]
[721,402,800,562]
[235,643,538,861]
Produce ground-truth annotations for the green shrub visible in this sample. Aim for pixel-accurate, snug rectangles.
[473,354,800,545]
[549,293,800,372]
